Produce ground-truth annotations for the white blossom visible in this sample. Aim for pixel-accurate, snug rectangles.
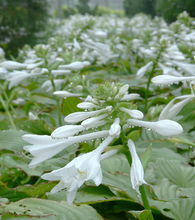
[128,119,183,136]
[53,90,82,98]
[121,93,142,101]
[64,106,112,123]
[59,61,90,71]
[152,75,195,85]
[51,70,71,76]
[159,95,194,120]
[136,61,153,78]
[41,138,108,203]
[77,102,98,109]
[23,130,109,167]
[51,125,85,138]
[128,139,146,193]
[1,61,26,70]
[120,107,144,119]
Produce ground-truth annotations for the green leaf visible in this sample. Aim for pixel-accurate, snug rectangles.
[62,97,81,116]
[155,159,195,188]
[48,185,118,204]
[128,209,154,220]
[0,154,40,176]
[153,178,182,201]
[16,182,56,198]
[0,198,103,220]
[140,146,152,168]
[136,129,176,150]
[101,154,138,201]
[152,198,195,220]
[0,130,26,152]
[0,186,28,202]
[19,120,51,135]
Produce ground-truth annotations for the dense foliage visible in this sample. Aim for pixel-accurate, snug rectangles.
[123,0,156,17]
[0,0,48,57]
[0,12,195,220]
[155,0,195,22]
[62,5,123,18]
[124,0,195,22]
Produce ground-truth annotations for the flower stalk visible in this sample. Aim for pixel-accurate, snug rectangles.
[0,95,16,129]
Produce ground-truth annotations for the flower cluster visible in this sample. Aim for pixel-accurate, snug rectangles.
[23,83,183,203]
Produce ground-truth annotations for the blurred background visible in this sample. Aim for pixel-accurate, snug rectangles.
[0,0,195,58]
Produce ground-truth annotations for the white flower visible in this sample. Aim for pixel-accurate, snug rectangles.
[152,75,195,85]
[41,79,64,92]
[0,67,7,77]
[136,61,153,78]
[120,107,144,119]
[109,118,121,137]
[159,95,194,120]
[173,61,195,76]
[41,136,113,204]
[100,149,118,160]
[51,125,85,138]
[64,106,112,123]
[23,130,109,167]
[26,61,44,70]
[51,70,71,76]
[121,93,142,101]
[77,102,98,109]
[128,139,146,193]
[28,112,38,120]
[158,63,181,76]
[1,61,26,70]
[59,61,90,71]
[115,84,129,99]
[81,114,108,129]
[7,71,30,89]
[12,98,25,105]
[127,119,183,136]
[53,90,82,98]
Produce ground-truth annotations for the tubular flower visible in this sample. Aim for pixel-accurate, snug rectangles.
[64,106,112,123]
[41,120,120,204]
[128,119,183,137]
[59,61,90,71]
[152,75,195,86]
[120,107,144,119]
[136,61,153,78]
[53,90,82,98]
[23,130,109,167]
[159,95,195,120]
[128,139,147,193]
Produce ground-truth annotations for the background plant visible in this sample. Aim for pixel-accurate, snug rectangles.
[0,0,49,58]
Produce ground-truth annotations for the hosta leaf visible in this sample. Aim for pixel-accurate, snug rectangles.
[0,130,26,152]
[62,97,81,116]
[16,182,56,198]
[136,129,175,149]
[0,198,103,220]
[48,185,119,204]
[128,209,154,220]
[152,198,195,220]
[148,148,186,162]
[19,120,51,135]
[101,154,138,201]
[153,178,182,201]
[155,159,195,188]
[0,154,40,176]
[0,186,28,202]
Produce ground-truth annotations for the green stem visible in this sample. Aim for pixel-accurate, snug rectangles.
[56,98,62,126]
[0,95,16,129]
[48,71,62,126]
[144,48,163,112]
[139,185,150,209]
